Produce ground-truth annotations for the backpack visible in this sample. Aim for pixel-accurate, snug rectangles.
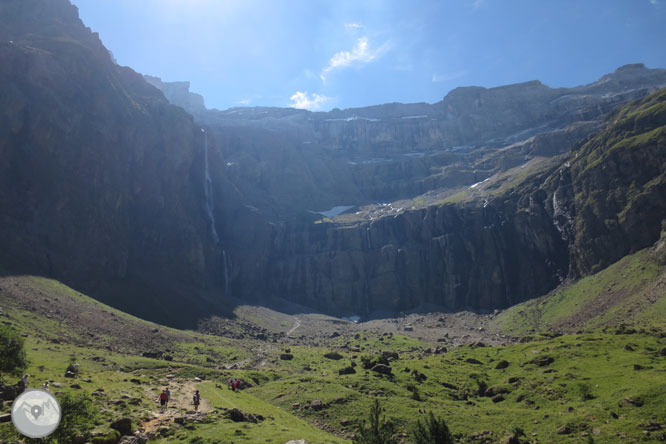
[17,379,25,389]
[193,394,199,402]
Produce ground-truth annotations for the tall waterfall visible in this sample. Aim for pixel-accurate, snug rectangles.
[222,249,231,297]
[202,129,219,244]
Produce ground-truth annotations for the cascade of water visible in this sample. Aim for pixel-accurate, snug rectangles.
[222,249,231,297]
[202,129,219,244]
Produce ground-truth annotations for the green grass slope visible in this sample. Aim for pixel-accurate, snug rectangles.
[490,240,666,337]
[1,274,665,443]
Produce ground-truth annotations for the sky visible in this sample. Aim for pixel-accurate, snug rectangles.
[71,0,666,112]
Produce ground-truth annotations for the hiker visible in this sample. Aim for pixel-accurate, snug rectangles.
[227,378,233,390]
[159,389,167,410]
[17,374,29,394]
[193,390,201,411]
[235,379,241,390]
[42,381,50,390]
[165,387,171,408]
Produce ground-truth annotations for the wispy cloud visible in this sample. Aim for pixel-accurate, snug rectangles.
[473,0,485,9]
[345,22,363,29]
[649,0,661,6]
[320,37,390,82]
[432,70,466,83]
[289,91,331,111]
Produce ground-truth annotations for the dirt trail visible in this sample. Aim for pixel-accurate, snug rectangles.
[141,379,212,434]
[286,316,301,337]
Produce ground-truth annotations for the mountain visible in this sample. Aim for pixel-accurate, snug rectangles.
[0,0,229,326]
[1,0,666,324]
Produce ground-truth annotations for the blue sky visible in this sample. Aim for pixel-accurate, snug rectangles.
[71,0,666,111]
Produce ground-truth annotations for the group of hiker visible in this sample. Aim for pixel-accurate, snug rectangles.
[227,378,243,391]
[158,387,171,410]
[158,387,202,411]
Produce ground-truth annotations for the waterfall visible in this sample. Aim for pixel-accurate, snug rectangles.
[202,129,219,244]
[223,249,231,297]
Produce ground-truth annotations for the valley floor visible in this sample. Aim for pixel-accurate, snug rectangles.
[1,246,665,444]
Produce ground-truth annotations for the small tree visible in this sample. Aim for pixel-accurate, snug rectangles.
[354,399,396,444]
[0,325,28,384]
[48,392,97,443]
[412,411,453,444]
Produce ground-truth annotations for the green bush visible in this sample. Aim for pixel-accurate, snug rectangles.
[49,392,97,443]
[412,412,453,444]
[0,325,28,383]
[353,399,396,444]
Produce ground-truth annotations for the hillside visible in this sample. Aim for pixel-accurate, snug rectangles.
[1,274,665,443]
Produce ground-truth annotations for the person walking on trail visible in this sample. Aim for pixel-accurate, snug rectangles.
[159,389,167,411]
[227,378,233,390]
[17,374,29,394]
[165,387,171,408]
[193,390,201,411]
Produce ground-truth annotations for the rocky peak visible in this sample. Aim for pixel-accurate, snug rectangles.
[143,75,207,115]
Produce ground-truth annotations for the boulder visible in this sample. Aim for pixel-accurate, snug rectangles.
[224,408,263,423]
[371,364,392,375]
[310,399,325,411]
[280,353,294,360]
[495,360,510,369]
[110,418,132,435]
[324,352,343,360]
[527,356,554,367]
[65,363,80,378]
[338,366,356,375]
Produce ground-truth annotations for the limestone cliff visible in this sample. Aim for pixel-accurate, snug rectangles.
[0,0,226,326]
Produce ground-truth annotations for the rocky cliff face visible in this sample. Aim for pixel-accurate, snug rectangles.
[0,0,227,326]
[225,88,666,317]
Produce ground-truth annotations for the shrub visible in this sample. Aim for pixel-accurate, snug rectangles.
[353,399,396,444]
[0,325,28,383]
[412,412,453,444]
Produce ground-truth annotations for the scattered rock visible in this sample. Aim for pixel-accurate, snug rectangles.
[285,440,310,444]
[224,408,264,423]
[330,332,341,338]
[371,364,392,375]
[310,399,325,411]
[381,351,400,360]
[623,397,644,407]
[324,352,343,360]
[411,370,427,383]
[173,417,185,425]
[110,417,132,435]
[495,360,509,369]
[491,394,505,403]
[338,366,356,375]
[70,383,82,389]
[527,356,554,367]
[556,425,571,435]
[0,414,11,423]
[141,351,162,359]
[64,363,80,378]
[465,358,483,365]
[280,353,294,360]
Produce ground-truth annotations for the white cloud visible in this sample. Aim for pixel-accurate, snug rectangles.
[473,0,485,9]
[320,37,389,82]
[432,70,466,82]
[289,91,331,111]
[649,0,660,6]
[344,22,363,29]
